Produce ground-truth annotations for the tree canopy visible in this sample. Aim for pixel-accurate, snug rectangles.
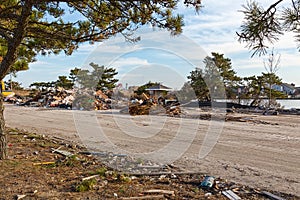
[0,0,201,81]
[243,72,284,107]
[237,0,300,56]
[75,62,118,92]
[188,52,240,101]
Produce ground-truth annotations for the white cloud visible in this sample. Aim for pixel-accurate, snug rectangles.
[13,0,300,87]
[110,57,150,70]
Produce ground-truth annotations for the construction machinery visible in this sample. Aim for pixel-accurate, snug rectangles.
[0,80,14,97]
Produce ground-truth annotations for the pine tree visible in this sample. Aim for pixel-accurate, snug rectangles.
[237,0,300,56]
[96,67,118,92]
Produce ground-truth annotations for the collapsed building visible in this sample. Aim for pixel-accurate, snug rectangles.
[128,84,181,116]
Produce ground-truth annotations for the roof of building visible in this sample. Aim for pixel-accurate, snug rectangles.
[145,84,172,91]
[282,83,296,90]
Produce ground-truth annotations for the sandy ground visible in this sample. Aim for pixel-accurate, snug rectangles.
[4,104,300,197]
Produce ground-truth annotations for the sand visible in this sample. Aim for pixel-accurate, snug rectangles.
[4,104,300,196]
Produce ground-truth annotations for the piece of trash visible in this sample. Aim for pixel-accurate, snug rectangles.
[200,176,215,188]
[205,192,212,197]
[222,190,241,200]
[262,191,285,200]
[52,148,74,157]
[82,174,99,181]
[114,193,118,198]
[33,161,56,166]
[16,194,26,200]
[159,175,167,180]
[171,174,177,179]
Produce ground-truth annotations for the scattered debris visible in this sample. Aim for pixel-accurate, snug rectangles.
[2,128,299,199]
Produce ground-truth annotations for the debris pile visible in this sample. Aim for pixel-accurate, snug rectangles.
[5,88,113,110]
[16,87,74,109]
[128,93,181,116]
[94,90,112,110]
[164,99,181,116]
[4,94,24,104]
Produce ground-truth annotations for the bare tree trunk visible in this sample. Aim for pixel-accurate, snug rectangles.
[0,94,6,159]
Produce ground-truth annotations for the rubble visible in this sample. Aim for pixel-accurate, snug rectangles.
[128,93,181,116]
[5,87,113,110]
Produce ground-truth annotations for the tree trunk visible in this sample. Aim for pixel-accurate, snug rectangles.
[0,1,33,159]
[0,94,6,159]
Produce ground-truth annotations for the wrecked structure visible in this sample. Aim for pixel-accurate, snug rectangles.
[129,83,181,116]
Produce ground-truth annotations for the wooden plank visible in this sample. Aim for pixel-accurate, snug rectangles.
[144,189,175,196]
[121,195,165,200]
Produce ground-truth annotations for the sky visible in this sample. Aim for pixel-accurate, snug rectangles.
[10,0,300,89]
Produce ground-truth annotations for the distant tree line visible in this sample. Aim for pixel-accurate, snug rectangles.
[184,52,285,107]
[29,62,118,92]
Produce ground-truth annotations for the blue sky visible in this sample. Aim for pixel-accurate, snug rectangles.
[11,0,300,89]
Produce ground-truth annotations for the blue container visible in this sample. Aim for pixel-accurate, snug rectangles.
[200,176,215,188]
